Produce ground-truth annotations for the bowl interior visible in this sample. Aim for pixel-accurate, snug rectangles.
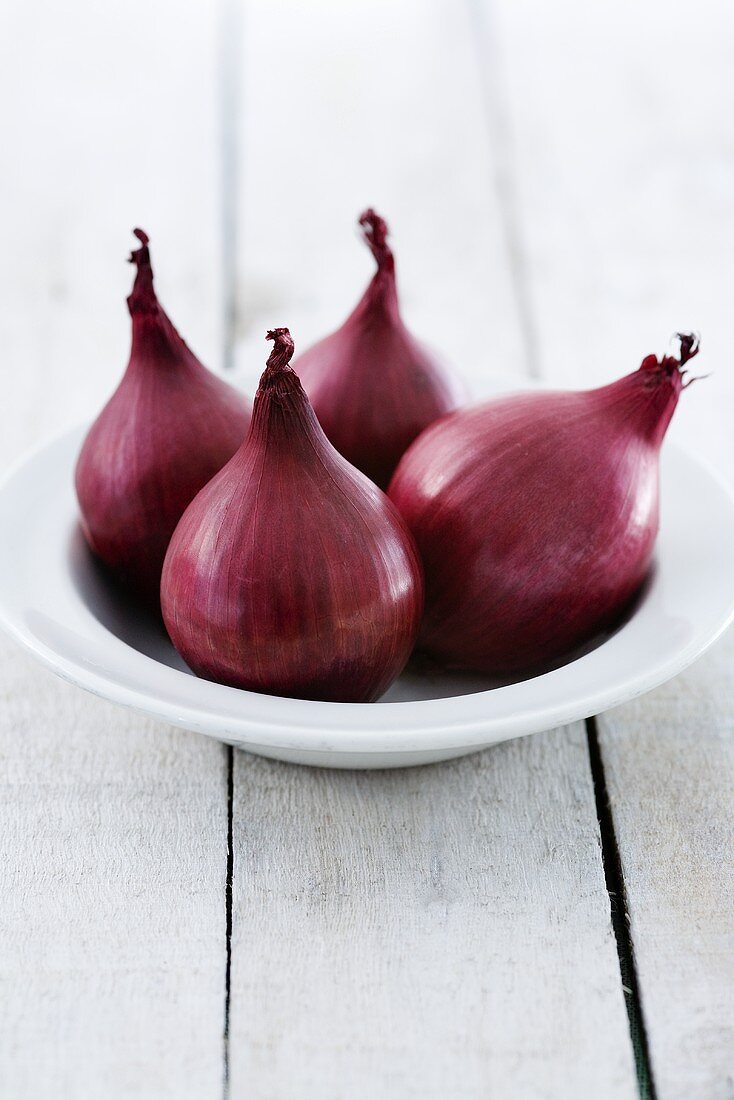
[67,522,643,704]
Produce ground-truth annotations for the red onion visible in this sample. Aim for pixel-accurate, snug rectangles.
[293,209,462,490]
[388,335,701,675]
[161,328,424,702]
[75,229,251,606]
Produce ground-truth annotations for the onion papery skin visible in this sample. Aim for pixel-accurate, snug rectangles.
[161,328,424,703]
[294,209,462,490]
[75,230,251,607]
[388,340,699,675]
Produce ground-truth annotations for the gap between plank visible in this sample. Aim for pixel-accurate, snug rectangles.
[586,717,657,1100]
[464,0,541,380]
[219,0,241,371]
[219,2,239,1091]
[223,745,235,1100]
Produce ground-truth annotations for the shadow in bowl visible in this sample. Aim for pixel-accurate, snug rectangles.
[383,575,652,701]
[68,525,191,675]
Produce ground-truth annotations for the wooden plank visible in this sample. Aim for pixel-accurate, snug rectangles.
[231,729,637,1099]
[0,666,228,1098]
[493,0,734,1093]
[0,1,228,1095]
[599,640,734,1099]
[229,2,637,1095]
[490,0,734,470]
[0,1,225,457]
[233,0,527,396]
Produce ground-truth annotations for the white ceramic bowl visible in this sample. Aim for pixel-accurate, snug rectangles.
[1,425,734,768]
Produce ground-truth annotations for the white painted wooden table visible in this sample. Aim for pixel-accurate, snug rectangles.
[1,2,733,1097]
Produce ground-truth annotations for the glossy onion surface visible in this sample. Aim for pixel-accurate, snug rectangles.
[75,230,251,606]
[294,209,461,490]
[162,329,424,703]
[389,336,700,675]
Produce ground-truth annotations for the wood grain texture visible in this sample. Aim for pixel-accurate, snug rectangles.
[231,729,637,1099]
[493,1,734,1094]
[229,3,637,1095]
[0,1,228,1095]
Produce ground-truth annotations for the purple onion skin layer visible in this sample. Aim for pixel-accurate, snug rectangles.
[388,337,700,675]
[293,209,462,491]
[75,230,251,607]
[161,328,424,703]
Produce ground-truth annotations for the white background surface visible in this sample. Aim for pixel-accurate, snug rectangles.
[1,0,733,1097]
